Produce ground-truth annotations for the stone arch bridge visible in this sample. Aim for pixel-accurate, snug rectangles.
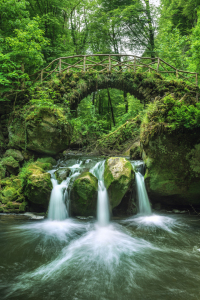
[29,54,199,110]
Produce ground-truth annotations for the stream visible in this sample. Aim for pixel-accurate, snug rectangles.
[1,157,200,300]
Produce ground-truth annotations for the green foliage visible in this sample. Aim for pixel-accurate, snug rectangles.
[144,94,200,132]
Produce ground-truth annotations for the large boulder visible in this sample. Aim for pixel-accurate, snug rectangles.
[140,94,200,207]
[8,107,72,155]
[22,161,52,208]
[104,157,134,209]
[71,172,98,216]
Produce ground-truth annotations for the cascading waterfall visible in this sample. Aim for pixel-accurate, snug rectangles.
[48,162,82,221]
[131,161,152,215]
[90,161,110,226]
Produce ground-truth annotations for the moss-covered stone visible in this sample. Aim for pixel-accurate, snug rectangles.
[141,96,200,207]
[1,156,19,175]
[54,168,70,184]
[21,162,52,207]
[71,172,98,216]
[8,107,72,155]
[37,157,56,166]
[0,174,28,213]
[104,157,134,209]
[4,149,24,162]
[130,141,141,160]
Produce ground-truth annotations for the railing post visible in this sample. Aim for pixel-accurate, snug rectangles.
[109,55,111,72]
[83,56,86,72]
[59,58,61,74]
[41,70,43,83]
[157,58,160,73]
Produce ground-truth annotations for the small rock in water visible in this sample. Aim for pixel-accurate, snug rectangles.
[24,212,44,220]
[172,209,180,214]
[180,210,187,214]
[76,216,87,220]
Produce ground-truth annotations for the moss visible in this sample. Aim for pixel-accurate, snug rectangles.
[2,187,18,202]
[4,149,24,162]
[104,157,134,208]
[2,156,19,175]
[21,162,52,207]
[37,157,56,166]
[71,172,98,216]
[0,163,6,180]
[19,201,28,212]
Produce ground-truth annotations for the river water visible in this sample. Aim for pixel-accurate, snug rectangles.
[1,157,200,300]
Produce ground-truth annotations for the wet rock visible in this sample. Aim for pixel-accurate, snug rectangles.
[54,168,71,184]
[104,157,134,209]
[71,172,98,216]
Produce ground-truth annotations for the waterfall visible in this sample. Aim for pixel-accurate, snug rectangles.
[131,161,152,215]
[90,161,110,226]
[48,162,82,221]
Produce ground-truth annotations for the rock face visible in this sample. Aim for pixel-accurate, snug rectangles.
[142,132,200,206]
[8,107,72,155]
[71,172,98,216]
[23,161,52,208]
[140,95,200,207]
[104,157,134,209]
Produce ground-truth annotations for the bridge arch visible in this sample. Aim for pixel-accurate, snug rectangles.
[49,72,198,110]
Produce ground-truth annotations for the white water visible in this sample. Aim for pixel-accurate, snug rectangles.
[131,161,151,215]
[48,162,82,221]
[90,161,110,226]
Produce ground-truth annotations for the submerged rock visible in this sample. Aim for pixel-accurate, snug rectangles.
[71,172,98,216]
[104,157,134,209]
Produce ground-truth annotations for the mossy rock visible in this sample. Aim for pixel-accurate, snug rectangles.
[8,107,72,155]
[142,129,200,207]
[1,156,19,175]
[54,168,70,184]
[130,141,141,160]
[71,172,98,216]
[37,157,56,166]
[23,162,52,207]
[104,157,134,209]
[4,149,24,162]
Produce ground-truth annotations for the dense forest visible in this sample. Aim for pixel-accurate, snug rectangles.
[1,0,200,148]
